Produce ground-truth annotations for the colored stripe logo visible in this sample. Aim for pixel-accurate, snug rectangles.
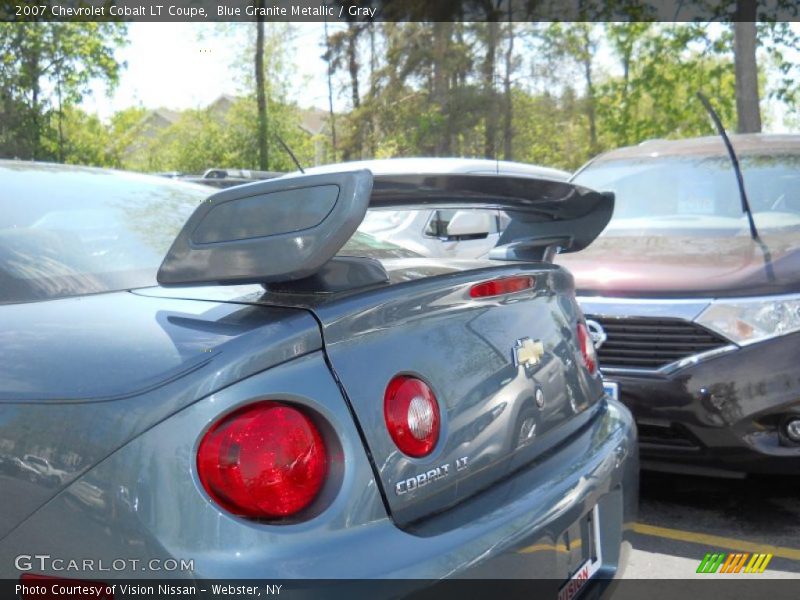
[697,552,773,574]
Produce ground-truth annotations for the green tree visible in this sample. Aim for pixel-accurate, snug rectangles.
[511,89,592,170]
[255,2,268,170]
[598,23,737,148]
[0,22,127,160]
[755,20,800,122]
[107,106,148,168]
[538,23,600,155]
[220,97,322,171]
[40,106,113,167]
[325,21,367,158]
[120,97,325,174]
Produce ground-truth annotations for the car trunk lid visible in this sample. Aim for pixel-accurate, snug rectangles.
[139,262,605,526]
[305,263,604,526]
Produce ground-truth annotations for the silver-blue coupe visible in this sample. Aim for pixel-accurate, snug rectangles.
[0,159,637,597]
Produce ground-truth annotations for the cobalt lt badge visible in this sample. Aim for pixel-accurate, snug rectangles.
[513,337,544,374]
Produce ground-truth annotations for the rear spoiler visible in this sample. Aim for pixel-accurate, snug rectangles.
[370,173,613,260]
[157,168,613,287]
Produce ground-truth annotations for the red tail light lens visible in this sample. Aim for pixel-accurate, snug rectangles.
[470,275,535,298]
[577,322,598,376]
[197,401,327,519]
[384,376,440,457]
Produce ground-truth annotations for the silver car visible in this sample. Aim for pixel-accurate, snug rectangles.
[357,158,569,259]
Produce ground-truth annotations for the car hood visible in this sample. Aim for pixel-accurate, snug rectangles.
[556,229,800,298]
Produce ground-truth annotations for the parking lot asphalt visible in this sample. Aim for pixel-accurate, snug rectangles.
[624,471,800,578]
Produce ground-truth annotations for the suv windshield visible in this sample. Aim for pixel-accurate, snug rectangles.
[573,154,800,234]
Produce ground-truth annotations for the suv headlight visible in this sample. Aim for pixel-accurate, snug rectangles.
[695,294,800,345]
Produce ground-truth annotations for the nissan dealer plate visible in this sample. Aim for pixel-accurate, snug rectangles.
[603,380,619,402]
[558,505,603,600]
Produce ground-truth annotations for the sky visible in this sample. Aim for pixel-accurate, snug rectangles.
[81,22,797,132]
[82,22,338,119]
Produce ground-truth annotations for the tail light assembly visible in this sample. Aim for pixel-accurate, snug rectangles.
[197,401,327,520]
[576,322,598,376]
[384,375,441,458]
[470,275,535,299]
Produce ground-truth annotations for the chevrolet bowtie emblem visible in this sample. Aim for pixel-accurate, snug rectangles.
[513,337,544,369]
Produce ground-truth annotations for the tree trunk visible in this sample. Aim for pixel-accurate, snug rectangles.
[52,27,64,163]
[25,34,42,161]
[323,19,337,161]
[346,23,361,158]
[432,21,452,155]
[347,23,360,110]
[367,22,377,156]
[255,7,269,170]
[56,79,64,163]
[621,48,632,146]
[581,40,597,155]
[369,22,377,84]
[29,63,41,161]
[502,15,514,160]
[583,60,597,154]
[483,19,499,159]
[733,13,761,133]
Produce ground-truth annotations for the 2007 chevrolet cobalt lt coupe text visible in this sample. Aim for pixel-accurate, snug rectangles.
[0,161,636,594]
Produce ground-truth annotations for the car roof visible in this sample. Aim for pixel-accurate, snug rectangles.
[591,133,800,162]
[1,158,569,190]
[283,157,570,182]
[0,159,213,193]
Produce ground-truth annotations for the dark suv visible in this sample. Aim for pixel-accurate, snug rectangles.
[558,134,800,476]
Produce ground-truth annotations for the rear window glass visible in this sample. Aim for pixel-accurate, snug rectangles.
[0,165,419,304]
[0,165,208,304]
[340,231,421,259]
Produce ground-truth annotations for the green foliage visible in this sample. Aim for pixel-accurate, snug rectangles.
[0,22,127,160]
[511,90,592,171]
[115,21,327,174]
[119,97,326,174]
[596,24,737,149]
[332,22,748,171]
[1,20,796,175]
[40,106,114,167]
[107,106,148,167]
[220,97,323,172]
[758,21,800,112]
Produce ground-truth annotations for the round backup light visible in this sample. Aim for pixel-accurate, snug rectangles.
[384,376,441,458]
[197,401,327,519]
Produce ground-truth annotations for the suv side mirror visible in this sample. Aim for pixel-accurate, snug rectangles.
[444,211,494,239]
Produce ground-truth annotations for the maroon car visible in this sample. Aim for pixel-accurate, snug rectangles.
[559,134,800,476]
